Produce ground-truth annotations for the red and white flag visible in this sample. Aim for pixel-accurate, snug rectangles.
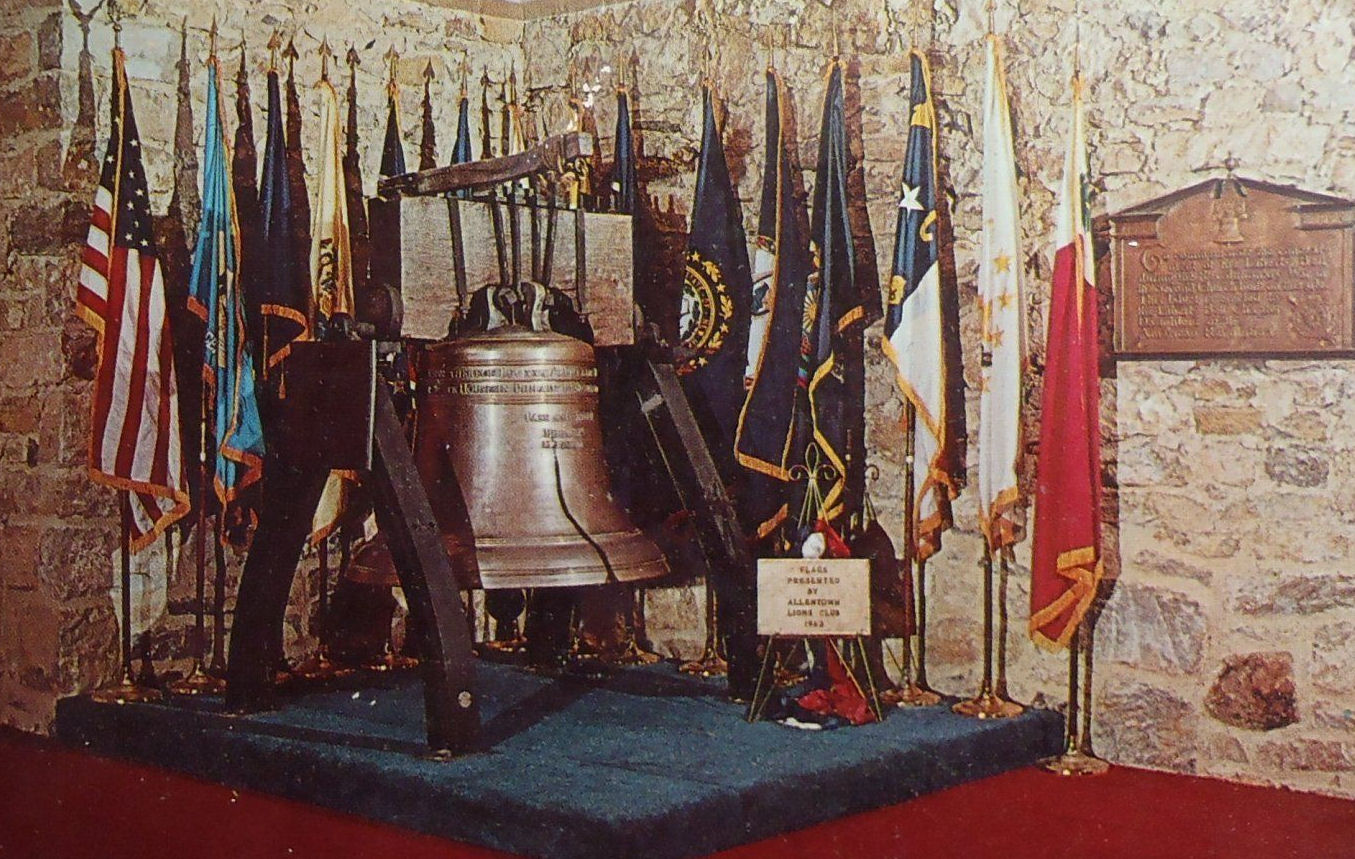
[75,49,190,551]
[1029,71,1102,650]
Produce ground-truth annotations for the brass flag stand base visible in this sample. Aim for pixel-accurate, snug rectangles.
[1040,624,1110,777]
[167,662,226,696]
[91,670,163,705]
[293,650,356,681]
[679,648,728,677]
[364,649,420,672]
[953,690,1023,719]
[613,640,664,666]
[612,588,663,666]
[954,546,1023,719]
[680,583,727,677]
[1041,747,1111,776]
[883,682,941,708]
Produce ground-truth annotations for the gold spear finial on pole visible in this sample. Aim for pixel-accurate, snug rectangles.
[209,16,218,59]
[319,36,334,82]
[267,30,281,73]
[346,43,359,74]
[384,44,399,97]
[283,36,299,78]
[108,0,121,48]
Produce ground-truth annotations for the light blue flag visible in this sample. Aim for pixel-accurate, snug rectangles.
[188,58,264,509]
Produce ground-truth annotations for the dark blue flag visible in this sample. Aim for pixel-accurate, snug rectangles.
[734,69,813,540]
[677,86,753,481]
[612,87,637,215]
[258,66,306,374]
[801,60,866,524]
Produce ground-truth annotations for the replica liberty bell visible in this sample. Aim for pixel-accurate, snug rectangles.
[416,323,669,590]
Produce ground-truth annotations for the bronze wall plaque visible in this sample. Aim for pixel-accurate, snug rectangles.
[1112,177,1355,357]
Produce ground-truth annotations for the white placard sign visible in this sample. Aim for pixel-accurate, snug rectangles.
[757,558,871,637]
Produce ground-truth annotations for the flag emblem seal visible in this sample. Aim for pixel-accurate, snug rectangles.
[679,248,735,371]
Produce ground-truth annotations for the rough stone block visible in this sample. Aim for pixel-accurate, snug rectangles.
[0,328,62,388]
[1205,732,1250,764]
[1099,582,1206,676]
[1264,446,1330,488]
[36,12,60,72]
[1312,621,1355,695]
[1256,739,1355,773]
[1231,574,1355,616]
[57,601,118,692]
[1193,406,1262,435]
[1205,652,1298,731]
[0,522,42,590]
[1312,702,1355,733]
[0,394,41,433]
[0,31,33,83]
[1130,548,1213,584]
[39,524,117,602]
[1097,680,1197,772]
[9,199,86,255]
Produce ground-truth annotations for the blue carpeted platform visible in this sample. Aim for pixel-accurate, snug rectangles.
[56,663,1062,858]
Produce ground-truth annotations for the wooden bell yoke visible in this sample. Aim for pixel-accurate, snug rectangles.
[225,134,599,755]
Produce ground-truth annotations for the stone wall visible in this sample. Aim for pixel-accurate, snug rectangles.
[1,0,1353,802]
[0,0,528,730]
[520,0,1355,799]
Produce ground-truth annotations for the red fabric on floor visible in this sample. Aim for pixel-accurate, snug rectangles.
[2,727,1353,858]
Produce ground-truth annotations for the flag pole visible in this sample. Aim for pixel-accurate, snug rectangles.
[995,545,1016,701]
[885,402,939,707]
[209,514,229,677]
[92,493,161,703]
[1041,623,1109,774]
[954,539,1022,718]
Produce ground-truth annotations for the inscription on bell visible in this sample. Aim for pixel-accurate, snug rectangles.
[1112,178,1355,357]
[423,363,598,397]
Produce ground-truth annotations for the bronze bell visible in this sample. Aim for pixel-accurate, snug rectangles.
[415,326,668,589]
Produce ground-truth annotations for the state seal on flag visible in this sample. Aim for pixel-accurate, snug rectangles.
[678,248,734,371]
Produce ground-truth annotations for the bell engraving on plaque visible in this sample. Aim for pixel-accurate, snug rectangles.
[1112,176,1355,357]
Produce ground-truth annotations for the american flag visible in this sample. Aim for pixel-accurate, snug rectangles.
[75,49,190,552]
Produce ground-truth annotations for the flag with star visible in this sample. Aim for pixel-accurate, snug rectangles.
[734,68,812,540]
[1030,69,1102,650]
[882,49,957,560]
[76,48,191,551]
[977,34,1026,552]
[802,58,867,524]
[187,55,265,511]
[257,62,308,374]
[677,85,754,481]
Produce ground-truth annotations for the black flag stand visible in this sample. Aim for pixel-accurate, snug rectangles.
[91,493,162,704]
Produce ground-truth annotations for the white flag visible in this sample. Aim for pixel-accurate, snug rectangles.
[309,76,354,328]
[977,35,1026,551]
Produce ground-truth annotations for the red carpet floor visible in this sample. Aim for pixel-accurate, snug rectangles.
[1,726,1352,858]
